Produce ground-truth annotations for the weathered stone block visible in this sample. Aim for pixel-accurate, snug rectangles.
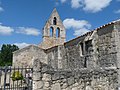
[62,83,68,89]
[67,77,74,86]
[33,72,42,80]
[44,81,50,88]
[51,83,61,90]
[42,73,51,81]
[33,81,44,89]
[71,87,78,90]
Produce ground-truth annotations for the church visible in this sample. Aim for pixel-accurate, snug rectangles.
[13,8,120,90]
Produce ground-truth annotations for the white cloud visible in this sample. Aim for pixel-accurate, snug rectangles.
[61,0,67,3]
[62,0,112,13]
[71,0,83,8]
[16,27,40,36]
[63,18,91,29]
[0,23,40,36]
[83,0,112,13]
[0,25,14,35]
[63,18,91,36]
[74,28,90,36]
[115,9,120,14]
[14,42,30,49]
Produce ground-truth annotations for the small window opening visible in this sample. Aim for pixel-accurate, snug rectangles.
[84,57,87,68]
[53,17,57,25]
[80,43,84,55]
[50,27,53,37]
[56,27,60,38]
[85,40,92,54]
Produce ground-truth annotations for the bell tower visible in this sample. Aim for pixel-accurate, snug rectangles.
[39,8,66,49]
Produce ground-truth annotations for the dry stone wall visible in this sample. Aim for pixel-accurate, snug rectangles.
[33,59,117,90]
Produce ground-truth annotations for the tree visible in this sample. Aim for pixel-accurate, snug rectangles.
[0,44,19,66]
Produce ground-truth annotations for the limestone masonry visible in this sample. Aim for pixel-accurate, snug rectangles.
[13,8,120,90]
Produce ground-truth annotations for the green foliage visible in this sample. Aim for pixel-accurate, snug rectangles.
[11,71,24,81]
[0,44,19,66]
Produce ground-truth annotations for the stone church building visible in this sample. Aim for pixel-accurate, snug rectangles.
[13,8,120,90]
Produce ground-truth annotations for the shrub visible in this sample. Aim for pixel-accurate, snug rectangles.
[11,71,23,81]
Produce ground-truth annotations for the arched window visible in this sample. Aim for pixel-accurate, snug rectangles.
[50,27,53,37]
[53,17,57,25]
[56,27,60,38]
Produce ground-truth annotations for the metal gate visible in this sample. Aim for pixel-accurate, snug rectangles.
[0,66,33,90]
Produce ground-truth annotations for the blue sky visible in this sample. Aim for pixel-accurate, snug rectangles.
[0,0,120,48]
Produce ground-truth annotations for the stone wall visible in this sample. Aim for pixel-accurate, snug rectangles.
[33,59,117,90]
[44,24,117,70]
[97,24,117,67]
[114,21,120,87]
[13,45,47,67]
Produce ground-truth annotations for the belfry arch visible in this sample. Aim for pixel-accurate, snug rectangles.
[53,17,57,25]
[56,27,60,38]
[50,27,54,37]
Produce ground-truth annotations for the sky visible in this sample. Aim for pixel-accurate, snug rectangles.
[0,0,120,48]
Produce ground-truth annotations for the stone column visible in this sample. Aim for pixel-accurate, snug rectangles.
[33,59,44,90]
[54,27,57,38]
